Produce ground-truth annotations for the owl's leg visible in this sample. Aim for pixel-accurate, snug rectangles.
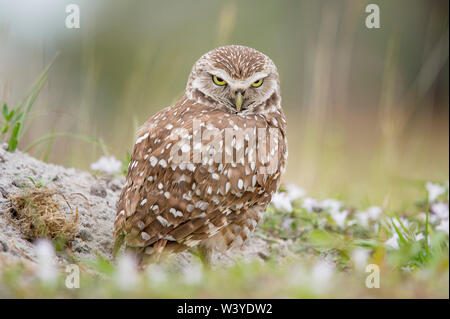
[190,245,214,267]
[137,239,169,268]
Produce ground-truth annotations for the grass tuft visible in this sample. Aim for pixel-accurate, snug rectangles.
[7,187,79,245]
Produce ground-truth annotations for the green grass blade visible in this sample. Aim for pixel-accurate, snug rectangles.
[2,103,8,119]
[391,216,408,245]
[23,132,108,154]
[12,53,58,116]
[16,74,48,140]
[42,130,56,162]
[7,122,21,151]
[424,201,430,255]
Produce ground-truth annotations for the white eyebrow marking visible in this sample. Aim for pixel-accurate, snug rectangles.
[209,70,269,89]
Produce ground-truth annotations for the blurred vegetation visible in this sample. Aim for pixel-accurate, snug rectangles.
[0,182,448,298]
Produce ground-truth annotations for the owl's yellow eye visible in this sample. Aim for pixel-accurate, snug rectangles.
[251,78,264,88]
[212,75,227,86]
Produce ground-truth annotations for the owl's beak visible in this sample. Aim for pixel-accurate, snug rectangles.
[234,91,243,112]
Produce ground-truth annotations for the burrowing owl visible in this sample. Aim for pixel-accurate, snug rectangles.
[114,45,287,264]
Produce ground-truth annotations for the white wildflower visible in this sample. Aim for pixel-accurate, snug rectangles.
[351,248,370,271]
[431,202,449,221]
[271,192,293,212]
[320,199,343,214]
[426,182,446,203]
[330,210,348,228]
[114,254,138,290]
[311,260,334,293]
[356,206,382,228]
[302,197,318,213]
[90,156,122,174]
[365,206,382,219]
[417,212,428,223]
[347,219,358,227]
[415,232,431,246]
[436,219,449,235]
[285,184,306,201]
[35,240,58,283]
[385,233,400,249]
[355,212,370,228]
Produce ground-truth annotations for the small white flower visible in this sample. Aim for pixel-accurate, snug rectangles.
[320,199,343,214]
[302,197,318,213]
[330,210,348,229]
[417,212,428,223]
[356,206,382,228]
[355,212,370,228]
[436,219,449,235]
[285,184,306,201]
[347,220,358,227]
[385,233,400,249]
[366,206,382,219]
[431,203,449,221]
[415,232,431,246]
[311,260,334,293]
[351,248,370,271]
[271,192,293,212]
[426,182,446,203]
[114,254,138,290]
[182,262,203,285]
[90,156,122,174]
[415,233,424,241]
[35,240,58,283]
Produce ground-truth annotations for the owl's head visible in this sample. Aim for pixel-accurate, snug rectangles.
[186,45,280,114]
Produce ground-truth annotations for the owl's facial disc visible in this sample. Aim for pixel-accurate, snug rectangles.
[205,69,271,113]
[186,45,280,114]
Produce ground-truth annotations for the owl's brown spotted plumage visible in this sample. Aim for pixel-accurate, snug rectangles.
[114,45,287,264]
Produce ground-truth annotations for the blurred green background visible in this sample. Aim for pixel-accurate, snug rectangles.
[0,0,448,209]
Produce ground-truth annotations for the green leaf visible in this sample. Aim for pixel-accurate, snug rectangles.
[309,229,341,247]
[2,103,8,119]
[26,176,36,186]
[6,109,15,121]
[1,123,8,134]
[7,121,21,151]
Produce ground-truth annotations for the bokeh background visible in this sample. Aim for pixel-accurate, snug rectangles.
[0,0,448,209]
